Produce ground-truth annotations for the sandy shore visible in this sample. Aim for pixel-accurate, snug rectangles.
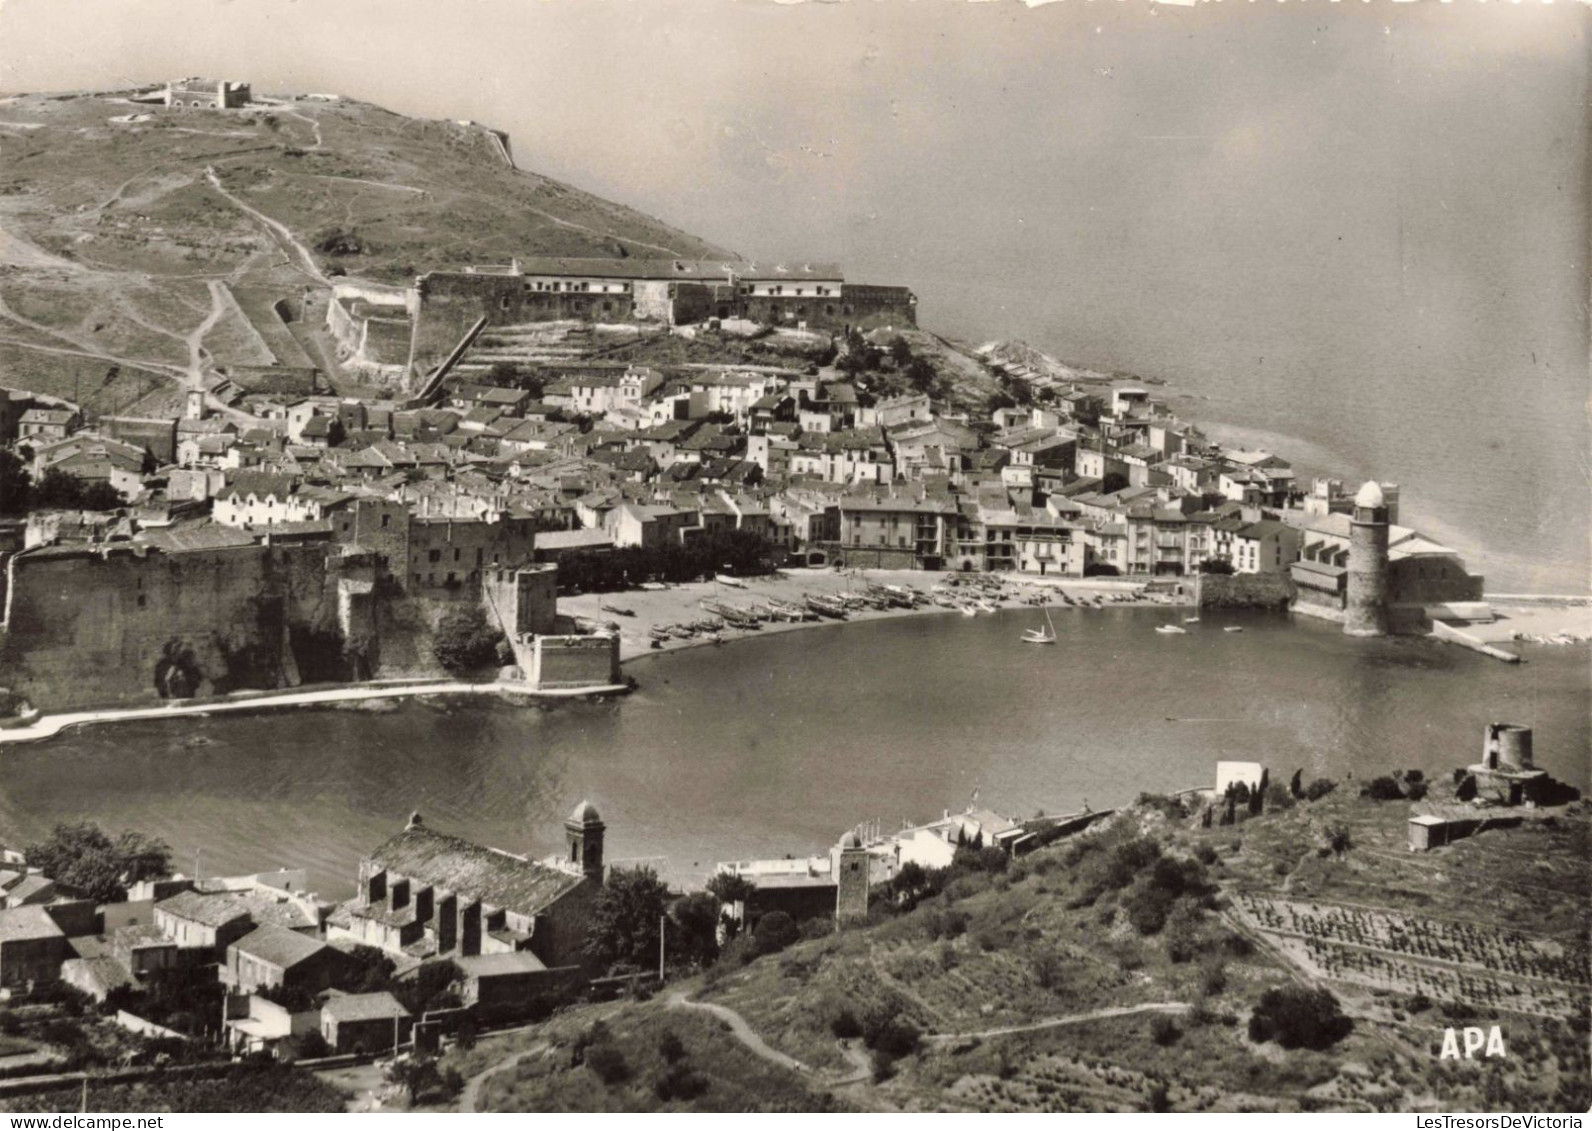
[559,568,1172,663]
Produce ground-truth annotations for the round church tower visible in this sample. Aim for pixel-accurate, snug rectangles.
[1345,481,1391,636]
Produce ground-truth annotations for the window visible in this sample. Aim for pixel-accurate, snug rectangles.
[380,514,391,529]
[428,549,442,563]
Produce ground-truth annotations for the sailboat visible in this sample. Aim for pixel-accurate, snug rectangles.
[1022,606,1057,644]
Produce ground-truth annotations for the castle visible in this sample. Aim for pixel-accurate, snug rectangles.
[325,258,918,391]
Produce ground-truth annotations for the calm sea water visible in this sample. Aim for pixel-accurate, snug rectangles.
[2,608,1584,900]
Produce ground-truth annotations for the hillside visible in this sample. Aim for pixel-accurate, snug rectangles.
[0,88,731,413]
[437,787,1590,1115]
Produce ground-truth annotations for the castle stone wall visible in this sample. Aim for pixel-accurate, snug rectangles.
[0,543,369,711]
[530,634,619,690]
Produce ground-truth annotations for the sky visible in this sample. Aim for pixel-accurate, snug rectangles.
[2,0,1588,588]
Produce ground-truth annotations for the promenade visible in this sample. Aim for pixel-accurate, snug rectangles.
[0,677,629,746]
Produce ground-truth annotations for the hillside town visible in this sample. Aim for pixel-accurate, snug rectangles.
[0,243,1500,722]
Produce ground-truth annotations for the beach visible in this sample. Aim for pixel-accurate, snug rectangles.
[561,567,1174,664]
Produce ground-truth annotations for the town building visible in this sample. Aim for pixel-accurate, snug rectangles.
[330,806,605,972]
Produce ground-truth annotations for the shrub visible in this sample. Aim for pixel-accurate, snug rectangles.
[1150,1015,1182,1046]
[1304,778,1337,802]
[862,1007,920,1058]
[1199,961,1228,996]
[584,1043,631,1085]
[431,605,504,674]
[657,1030,686,1065]
[1194,844,1219,866]
[653,1060,709,1102]
[752,911,799,957]
[1248,986,1352,1050]
[1361,776,1405,802]
[1031,949,1064,989]
[292,1031,332,1060]
[830,1007,863,1040]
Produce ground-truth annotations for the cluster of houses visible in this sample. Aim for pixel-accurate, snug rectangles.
[0,804,609,1058]
[2,301,1487,645]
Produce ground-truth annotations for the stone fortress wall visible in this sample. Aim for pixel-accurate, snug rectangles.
[0,542,375,712]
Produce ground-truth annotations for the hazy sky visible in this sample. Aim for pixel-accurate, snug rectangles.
[2,0,1588,586]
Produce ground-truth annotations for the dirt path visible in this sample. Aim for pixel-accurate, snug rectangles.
[458,1042,547,1113]
[666,992,811,1075]
[924,1001,1190,1044]
[0,333,187,381]
[204,165,331,287]
[277,107,324,151]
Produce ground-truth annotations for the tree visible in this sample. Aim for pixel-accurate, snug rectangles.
[345,945,397,993]
[888,336,914,368]
[1199,558,1235,575]
[31,468,86,510]
[386,1056,441,1104]
[585,865,671,972]
[23,822,171,903]
[751,910,799,957]
[705,871,755,907]
[1249,769,1268,816]
[1304,778,1337,802]
[904,357,937,393]
[1361,775,1404,802]
[0,451,29,516]
[1247,986,1351,1049]
[431,604,504,674]
[668,892,722,969]
[394,960,463,1017]
[1289,769,1303,799]
[79,480,125,511]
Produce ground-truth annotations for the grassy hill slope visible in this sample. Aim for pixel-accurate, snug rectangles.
[0,89,731,411]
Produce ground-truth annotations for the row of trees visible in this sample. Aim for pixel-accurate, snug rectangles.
[0,452,129,515]
[23,822,172,904]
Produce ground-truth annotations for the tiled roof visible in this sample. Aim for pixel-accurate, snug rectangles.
[0,906,64,943]
[322,990,409,1022]
[231,924,328,969]
[155,889,252,929]
[366,822,584,919]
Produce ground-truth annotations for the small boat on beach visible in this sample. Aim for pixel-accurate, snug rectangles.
[805,595,849,619]
[960,604,977,617]
[977,599,998,614]
[1155,624,1187,635]
[716,574,748,589]
[1223,626,1244,634]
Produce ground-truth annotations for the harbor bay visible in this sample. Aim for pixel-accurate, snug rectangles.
[1,607,1583,900]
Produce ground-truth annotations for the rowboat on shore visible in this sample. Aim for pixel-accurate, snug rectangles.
[1155,624,1187,635]
[716,574,747,589]
[804,595,849,619]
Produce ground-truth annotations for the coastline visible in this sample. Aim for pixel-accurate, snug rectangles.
[588,567,1175,666]
[4,573,1581,747]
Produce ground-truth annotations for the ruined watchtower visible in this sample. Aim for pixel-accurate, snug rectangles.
[1344,480,1391,636]
[564,800,606,884]
[835,831,870,926]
